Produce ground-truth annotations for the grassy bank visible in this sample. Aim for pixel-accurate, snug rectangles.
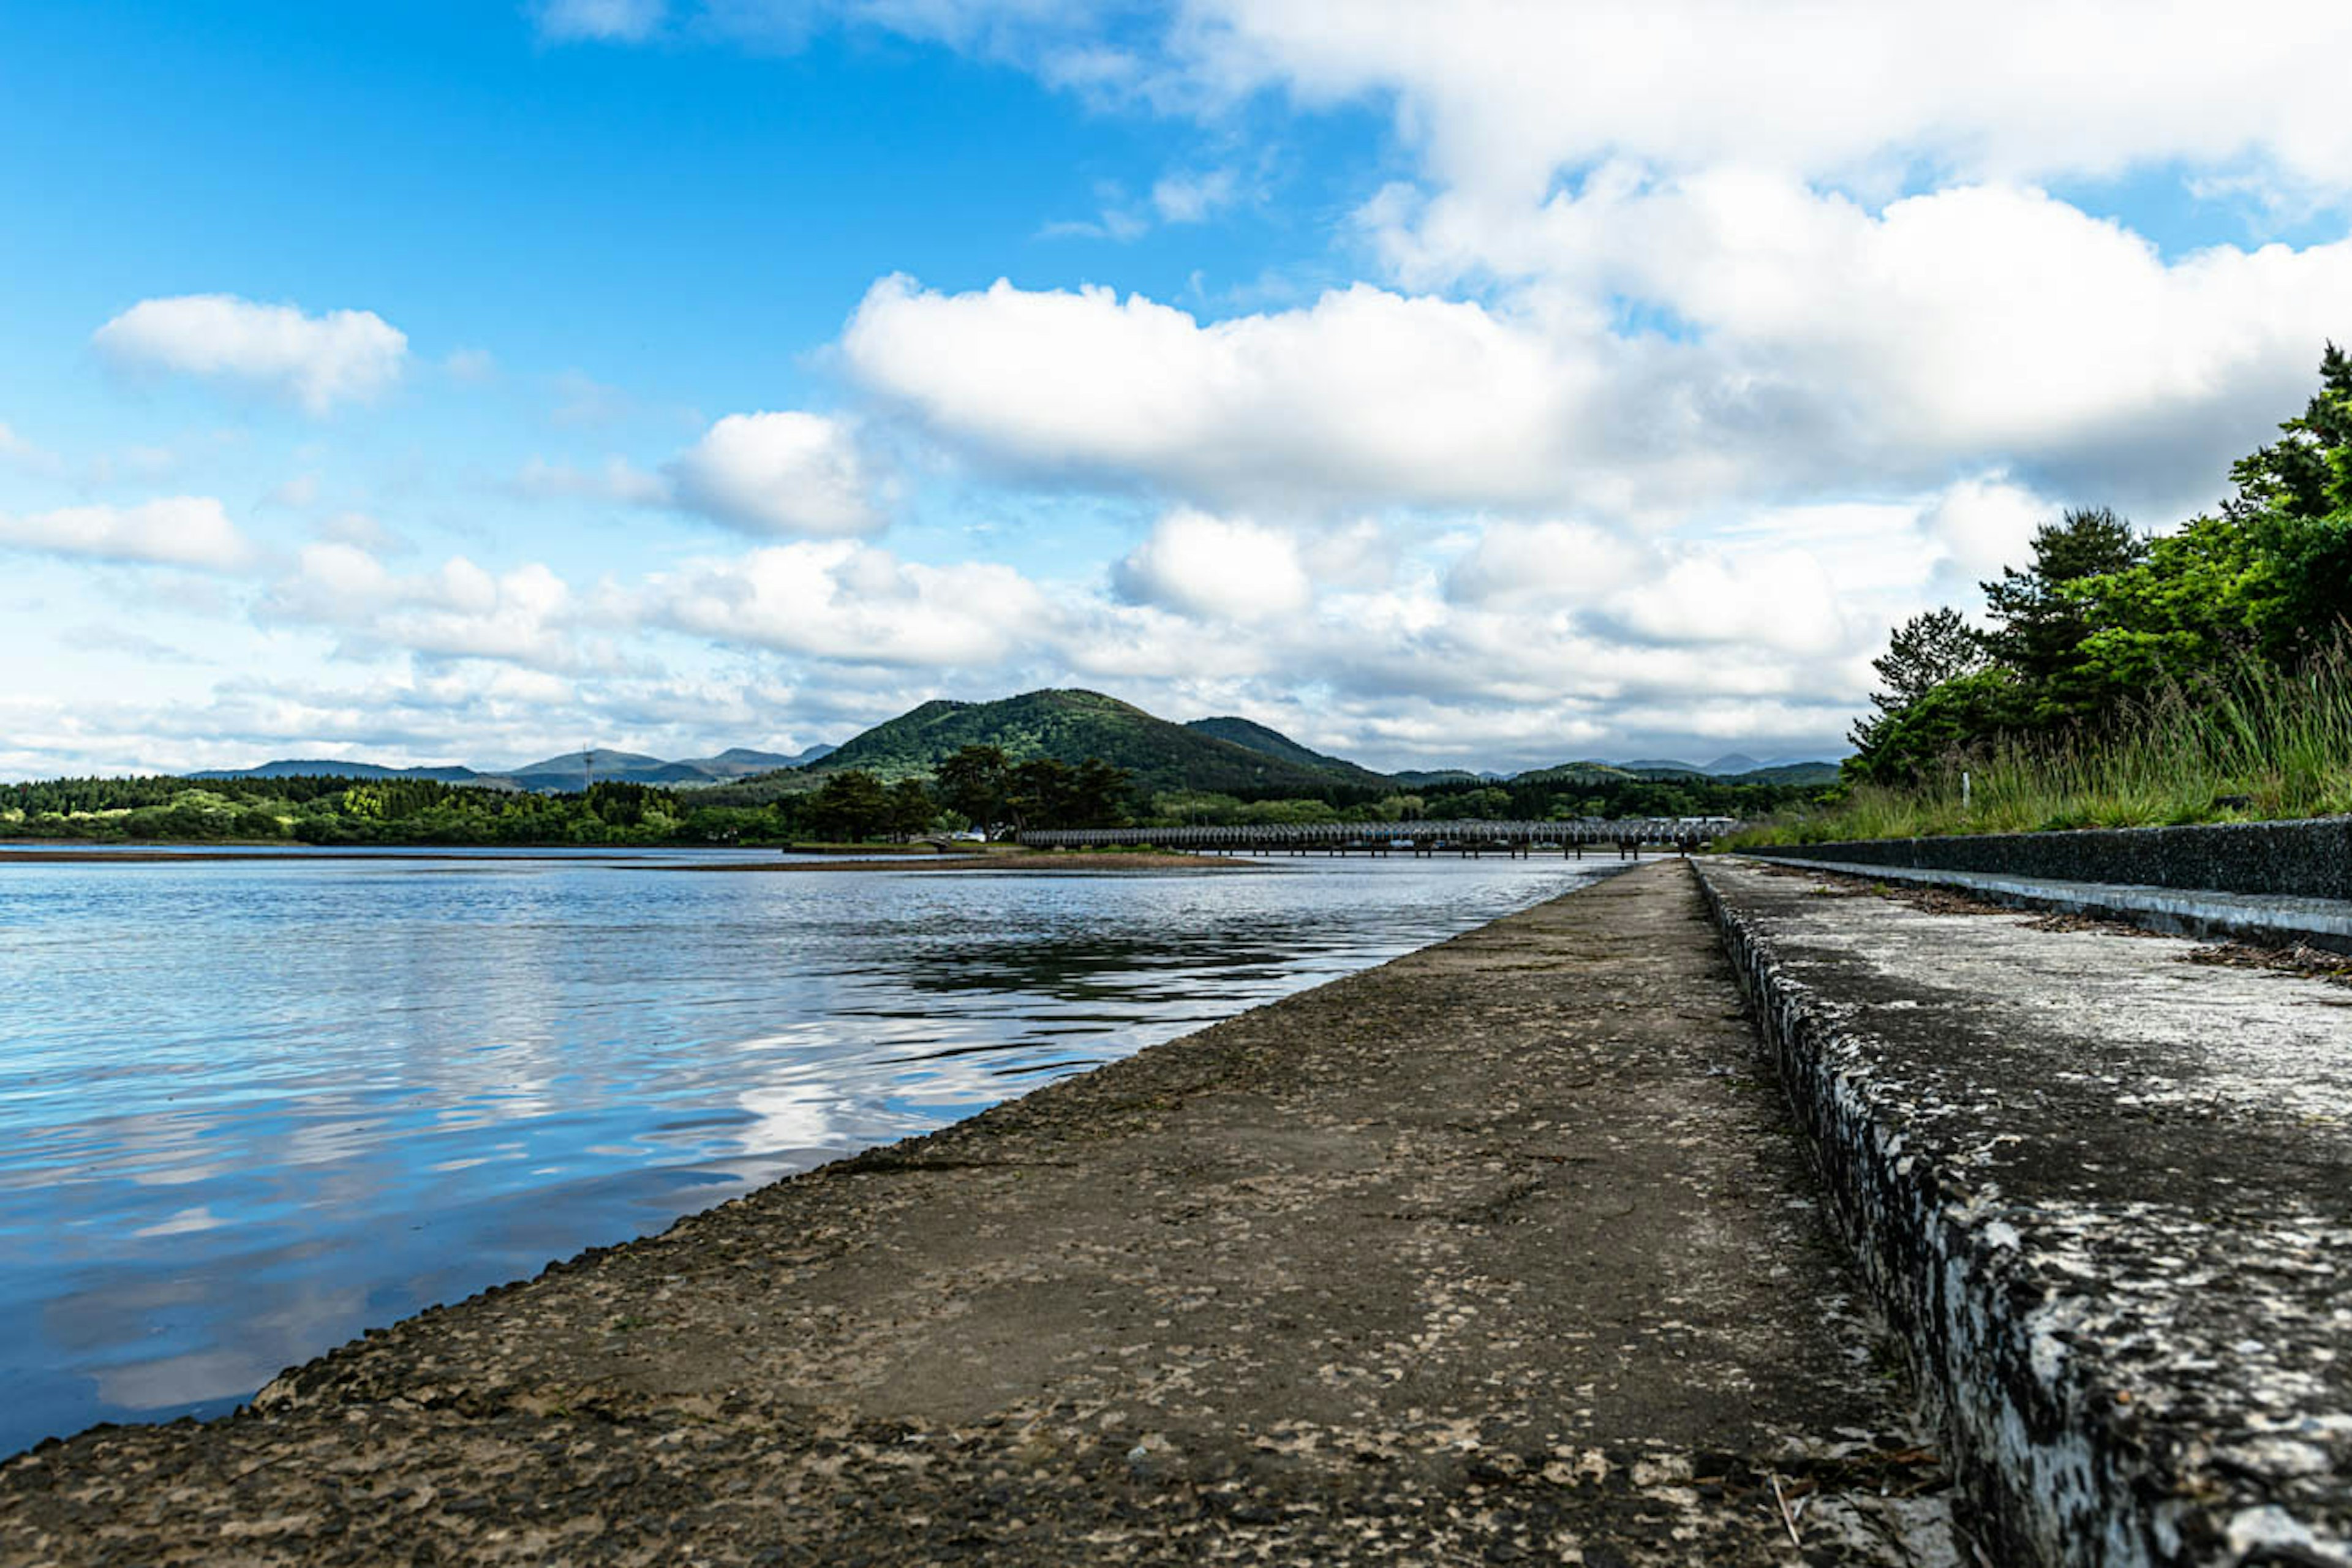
[1732,647,2352,847]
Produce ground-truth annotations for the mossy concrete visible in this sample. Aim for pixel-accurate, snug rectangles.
[1700,858,2352,1567]
[0,863,1960,1566]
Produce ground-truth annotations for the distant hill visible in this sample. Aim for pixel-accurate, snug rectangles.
[793,689,1378,797]
[1703,753,1766,775]
[1181,717,1392,788]
[682,744,835,778]
[189,741,840,794]
[183,716,1835,802]
[1722,760,1842,786]
[1506,760,1639,788]
[187,759,505,786]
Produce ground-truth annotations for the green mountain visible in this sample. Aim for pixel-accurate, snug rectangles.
[1180,716,1392,788]
[1507,761,1640,786]
[1722,760,1842,786]
[794,689,1380,797]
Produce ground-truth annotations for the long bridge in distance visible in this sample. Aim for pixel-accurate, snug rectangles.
[1017,816,1738,858]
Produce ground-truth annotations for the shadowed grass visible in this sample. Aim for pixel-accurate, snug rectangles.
[1730,644,2352,847]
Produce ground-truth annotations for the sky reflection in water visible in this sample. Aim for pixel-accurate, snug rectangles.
[0,850,1611,1455]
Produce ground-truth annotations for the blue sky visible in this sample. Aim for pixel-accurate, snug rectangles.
[6,1,2351,777]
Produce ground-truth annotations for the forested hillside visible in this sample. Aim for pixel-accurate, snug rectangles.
[777,689,1379,798]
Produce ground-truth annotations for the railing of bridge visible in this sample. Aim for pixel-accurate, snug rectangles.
[1017,817,1738,853]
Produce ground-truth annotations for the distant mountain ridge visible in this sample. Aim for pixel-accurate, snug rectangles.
[187,696,1839,796]
[194,742,837,793]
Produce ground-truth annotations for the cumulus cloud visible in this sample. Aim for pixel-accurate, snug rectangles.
[1444,519,1649,608]
[1114,508,1312,621]
[846,275,1597,510]
[92,295,408,414]
[1178,1,2352,200]
[0,497,251,570]
[665,412,882,536]
[648,540,1047,665]
[262,543,595,672]
[848,183,2352,523]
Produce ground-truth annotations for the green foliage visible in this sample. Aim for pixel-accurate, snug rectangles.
[1978,506,2149,722]
[933,744,1012,834]
[1848,608,1988,753]
[1736,644,2352,845]
[1834,348,2352,804]
[1801,343,2352,837]
[807,771,897,842]
[1842,669,2021,786]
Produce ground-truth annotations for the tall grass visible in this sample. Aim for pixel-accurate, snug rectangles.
[1730,642,2352,846]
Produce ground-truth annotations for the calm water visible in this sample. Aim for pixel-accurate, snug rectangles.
[0,848,1611,1456]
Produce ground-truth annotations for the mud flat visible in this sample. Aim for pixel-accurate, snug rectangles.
[1700,858,2352,1567]
[0,862,1961,1566]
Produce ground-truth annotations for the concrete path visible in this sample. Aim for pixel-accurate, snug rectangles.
[1700,859,2352,1567]
[0,862,1961,1566]
[1746,853,2352,956]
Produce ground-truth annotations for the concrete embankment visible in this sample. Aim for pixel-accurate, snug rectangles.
[1698,858,2352,1567]
[0,863,1961,1567]
[1755,818,2352,954]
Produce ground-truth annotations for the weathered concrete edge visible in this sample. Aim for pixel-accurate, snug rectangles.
[1691,859,2179,1568]
[1752,816,2352,902]
[1743,854,2352,956]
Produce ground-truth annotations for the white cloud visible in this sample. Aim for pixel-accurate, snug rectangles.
[1445,519,1648,608]
[649,540,1046,666]
[536,0,666,42]
[847,180,2352,524]
[1178,1,2352,202]
[92,295,408,414]
[666,412,883,536]
[846,274,1594,510]
[0,497,251,570]
[1114,508,1312,622]
[262,543,595,673]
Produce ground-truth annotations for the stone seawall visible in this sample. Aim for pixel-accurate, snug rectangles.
[1698,858,2352,1568]
[1754,816,2352,901]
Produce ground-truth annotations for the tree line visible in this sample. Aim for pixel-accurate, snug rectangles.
[1847,346,2352,785]
[4,746,1819,848]
[0,752,1151,846]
